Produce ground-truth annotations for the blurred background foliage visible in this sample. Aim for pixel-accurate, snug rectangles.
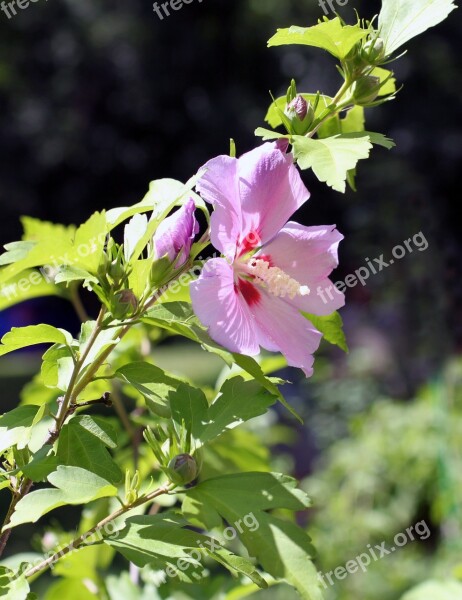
[0,0,461,598]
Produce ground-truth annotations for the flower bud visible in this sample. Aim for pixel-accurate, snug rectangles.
[352,76,382,106]
[284,95,314,136]
[108,259,125,284]
[112,289,138,319]
[153,199,199,268]
[167,453,198,485]
[361,38,386,64]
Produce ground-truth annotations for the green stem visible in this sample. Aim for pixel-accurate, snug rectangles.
[23,483,175,579]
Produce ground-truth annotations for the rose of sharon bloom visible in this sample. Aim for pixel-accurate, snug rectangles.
[190,143,344,377]
[153,199,199,267]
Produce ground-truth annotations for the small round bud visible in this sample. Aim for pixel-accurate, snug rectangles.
[167,453,198,486]
[352,76,382,106]
[284,95,315,135]
[112,289,138,319]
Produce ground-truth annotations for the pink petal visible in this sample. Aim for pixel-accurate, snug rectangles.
[196,156,241,259]
[250,291,322,377]
[237,144,310,248]
[153,199,199,266]
[190,258,260,355]
[291,277,345,316]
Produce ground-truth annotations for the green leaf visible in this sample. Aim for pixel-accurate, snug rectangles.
[78,321,118,370]
[254,128,288,141]
[268,17,369,59]
[292,134,373,193]
[124,214,148,263]
[170,377,277,448]
[400,580,462,600]
[0,567,30,600]
[0,406,42,454]
[105,512,267,588]
[0,325,72,358]
[371,67,397,96]
[43,579,99,600]
[115,362,186,418]
[56,418,122,485]
[106,178,195,229]
[208,547,267,588]
[183,473,321,600]
[379,0,457,56]
[70,211,107,274]
[142,302,297,420]
[41,345,74,390]
[0,270,59,311]
[0,241,35,266]
[303,311,348,353]
[360,131,396,149]
[5,466,117,529]
[54,266,98,286]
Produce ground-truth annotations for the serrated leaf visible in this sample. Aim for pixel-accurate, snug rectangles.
[292,134,373,193]
[115,362,186,418]
[0,325,72,358]
[56,419,122,485]
[170,378,277,448]
[379,0,457,56]
[183,473,320,600]
[268,17,369,59]
[303,311,348,353]
[0,241,35,266]
[105,512,267,588]
[254,128,288,141]
[5,466,117,529]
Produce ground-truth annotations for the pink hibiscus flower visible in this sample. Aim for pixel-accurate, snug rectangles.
[190,143,344,376]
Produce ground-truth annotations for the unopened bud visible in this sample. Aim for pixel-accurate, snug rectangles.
[167,453,198,486]
[352,76,382,106]
[108,259,125,284]
[284,95,315,135]
[361,38,386,64]
[112,289,138,319]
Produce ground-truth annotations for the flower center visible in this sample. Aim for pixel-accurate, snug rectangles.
[246,258,310,300]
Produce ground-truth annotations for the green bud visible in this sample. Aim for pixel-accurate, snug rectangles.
[167,453,198,486]
[361,38,386,64]
[108,259,125,284]
[352,76,382,106]
[111,289,138,319]
[284,95,315,136]
[150,255,174,289]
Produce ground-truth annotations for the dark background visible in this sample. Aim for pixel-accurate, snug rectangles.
[0,0,461,396]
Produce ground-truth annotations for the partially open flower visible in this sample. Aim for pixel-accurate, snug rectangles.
[153,199,199,267]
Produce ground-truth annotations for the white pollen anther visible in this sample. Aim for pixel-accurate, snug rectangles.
[247,259,310,300]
